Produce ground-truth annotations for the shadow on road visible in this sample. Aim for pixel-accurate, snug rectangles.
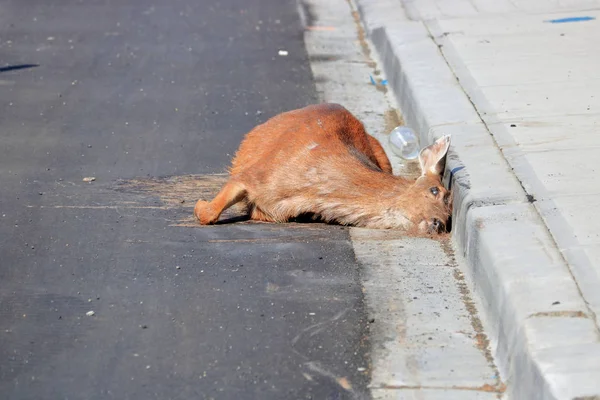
[0,64,39,73]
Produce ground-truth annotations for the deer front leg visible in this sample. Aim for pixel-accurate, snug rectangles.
[249,205,277,222]
[194,179,247,225]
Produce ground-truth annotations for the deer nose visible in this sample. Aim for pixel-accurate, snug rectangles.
[429,218,444,233]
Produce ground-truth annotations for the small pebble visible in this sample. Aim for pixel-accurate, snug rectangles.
[83,177,96,182]
[86,311,95,317]
[278,50,288,56]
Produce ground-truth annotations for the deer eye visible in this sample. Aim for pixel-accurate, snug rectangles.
[430,187,439,196]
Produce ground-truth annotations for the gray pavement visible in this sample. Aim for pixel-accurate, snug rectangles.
[355,0,600,398]
[0,1,370,399]
[0,0,505,399]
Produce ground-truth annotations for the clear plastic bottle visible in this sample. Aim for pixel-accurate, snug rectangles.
[388,126,419,160]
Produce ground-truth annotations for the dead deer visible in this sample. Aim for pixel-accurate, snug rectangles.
[194,103,451,233]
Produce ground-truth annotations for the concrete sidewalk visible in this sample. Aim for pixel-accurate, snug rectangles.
[355,0,600,398]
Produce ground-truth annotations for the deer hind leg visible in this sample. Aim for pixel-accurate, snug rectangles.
[367,135,393,174]
[194,179,247,225]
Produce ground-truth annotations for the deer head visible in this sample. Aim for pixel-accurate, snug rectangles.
[401,135,452,234]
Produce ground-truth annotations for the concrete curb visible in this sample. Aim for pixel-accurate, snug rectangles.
[353,1,600,399]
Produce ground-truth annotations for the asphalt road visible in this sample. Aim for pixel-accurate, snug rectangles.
[0,1,370,399]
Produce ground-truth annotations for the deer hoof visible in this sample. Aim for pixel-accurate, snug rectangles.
[194,200,217,225]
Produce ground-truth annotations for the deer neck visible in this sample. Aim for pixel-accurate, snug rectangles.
[321,172,417,229]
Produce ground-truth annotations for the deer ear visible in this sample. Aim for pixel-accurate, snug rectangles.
[418,135,451,176]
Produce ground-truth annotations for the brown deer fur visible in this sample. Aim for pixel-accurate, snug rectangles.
[194,103,451,233]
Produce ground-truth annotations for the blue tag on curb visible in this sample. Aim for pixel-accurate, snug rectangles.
[443,166,464,191]
[546,16,595,23]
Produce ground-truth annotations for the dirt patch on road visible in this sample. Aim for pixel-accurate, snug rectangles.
[116,174,228,207]
[114,174,249,226]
